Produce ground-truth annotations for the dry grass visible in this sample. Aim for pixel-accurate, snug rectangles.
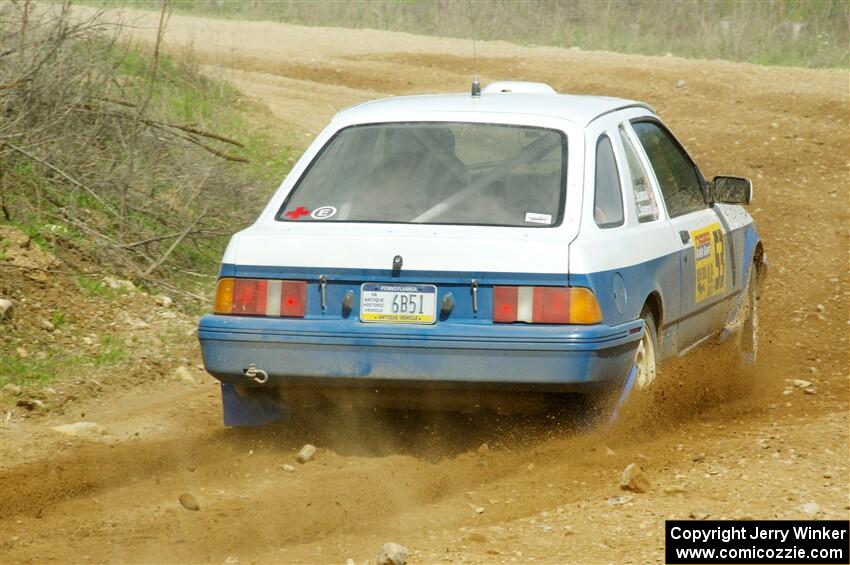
[94,0,848,68]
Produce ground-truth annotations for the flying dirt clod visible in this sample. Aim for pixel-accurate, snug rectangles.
[620,463,651,493]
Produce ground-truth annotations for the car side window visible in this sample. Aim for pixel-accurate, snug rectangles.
[632,121,705,217]
[618,125,659,222]
[594,135,624,228]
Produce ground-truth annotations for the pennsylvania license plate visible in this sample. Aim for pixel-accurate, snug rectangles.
[359,283,437,324]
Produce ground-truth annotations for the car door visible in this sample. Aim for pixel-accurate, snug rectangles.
[628,119,734,350]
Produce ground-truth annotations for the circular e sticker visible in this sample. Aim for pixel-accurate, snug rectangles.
[311,206,337,220]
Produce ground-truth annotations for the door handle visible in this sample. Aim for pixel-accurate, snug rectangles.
[679,230,691,244]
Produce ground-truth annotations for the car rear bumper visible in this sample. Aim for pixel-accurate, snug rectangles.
[198,315,644,391]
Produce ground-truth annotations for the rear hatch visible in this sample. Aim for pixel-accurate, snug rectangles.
[224,223,571,326]
[219,120,577,326]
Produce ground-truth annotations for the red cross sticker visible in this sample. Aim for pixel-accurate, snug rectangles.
[285,206,311,219]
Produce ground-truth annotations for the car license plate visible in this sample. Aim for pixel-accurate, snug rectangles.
[360,283,437,324]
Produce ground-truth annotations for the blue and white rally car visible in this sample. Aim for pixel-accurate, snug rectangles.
[198,81,766,426]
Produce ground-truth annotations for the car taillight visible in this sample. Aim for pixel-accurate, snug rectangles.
[493,286,602,324]
[213,277,306,317]
[279,281,306,317]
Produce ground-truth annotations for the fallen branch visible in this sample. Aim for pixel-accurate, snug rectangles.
[120,228,229,249]
[119,230,190,249]
[44,212,207,302]
[46,210,155,264]
[169,124,245,147]
[0,79,30,90]
[143,205,208,276]
[172,132,250,162]
[90,98,243,146]
[92,95,136,108]
[172,268,217,278]
[150,277,207,302]
[72,107,250,161]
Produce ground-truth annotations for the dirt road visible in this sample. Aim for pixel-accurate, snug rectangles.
[1,7,848,564]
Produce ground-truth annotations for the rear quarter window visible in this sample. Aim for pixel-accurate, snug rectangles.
[594,135,625,228]
[619,125,660,223]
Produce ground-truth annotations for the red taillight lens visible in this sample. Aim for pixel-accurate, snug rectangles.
[532,287,571,323]
[493,286,518,323]
[493,286,602,324]
[214,278,306,317]
[232,278,267,314]
[280,280,306,318]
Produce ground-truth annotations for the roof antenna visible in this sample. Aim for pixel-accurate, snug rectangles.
[471,37,480,98]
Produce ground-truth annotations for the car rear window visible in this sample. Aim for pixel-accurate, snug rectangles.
[277,122,567,227]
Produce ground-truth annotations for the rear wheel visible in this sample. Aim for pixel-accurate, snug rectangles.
[737,265,759,364]
[581,308,658,427]
[634,309,659,391]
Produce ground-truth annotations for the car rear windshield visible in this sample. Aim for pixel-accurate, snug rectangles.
[277,122,567,227]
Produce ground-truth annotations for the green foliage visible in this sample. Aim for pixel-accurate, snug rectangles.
[75,274,106,297]
[0,351,79,387]
[0,334,127,388]
[51,311,67,329]
[94,335,126,366]
[117,47,147,76]
[25,225,50,252]
[10,160,34,177]
[75,275,124,298]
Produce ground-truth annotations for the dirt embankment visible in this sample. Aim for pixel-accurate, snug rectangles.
[1,7,848,565]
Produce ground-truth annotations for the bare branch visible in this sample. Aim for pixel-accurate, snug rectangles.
[2,141,127,224]
[0,78,29,89]
[143,205,208,277]
[136,0,170,117]
[169,124,245,147]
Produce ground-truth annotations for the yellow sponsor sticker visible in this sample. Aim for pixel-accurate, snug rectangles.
[692,222,726,303]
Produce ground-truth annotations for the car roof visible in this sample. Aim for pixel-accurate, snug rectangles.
[333,90,655,127]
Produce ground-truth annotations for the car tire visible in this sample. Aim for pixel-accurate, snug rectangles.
[579,307,658,428]
[737,264,759,365]
[634,308,659,391]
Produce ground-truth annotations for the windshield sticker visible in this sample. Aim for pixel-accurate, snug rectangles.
[311,206,337,220]
[285,206,311,220]
[525,212,553,225]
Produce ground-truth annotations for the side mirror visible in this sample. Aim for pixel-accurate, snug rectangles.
[711,175,752,204]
